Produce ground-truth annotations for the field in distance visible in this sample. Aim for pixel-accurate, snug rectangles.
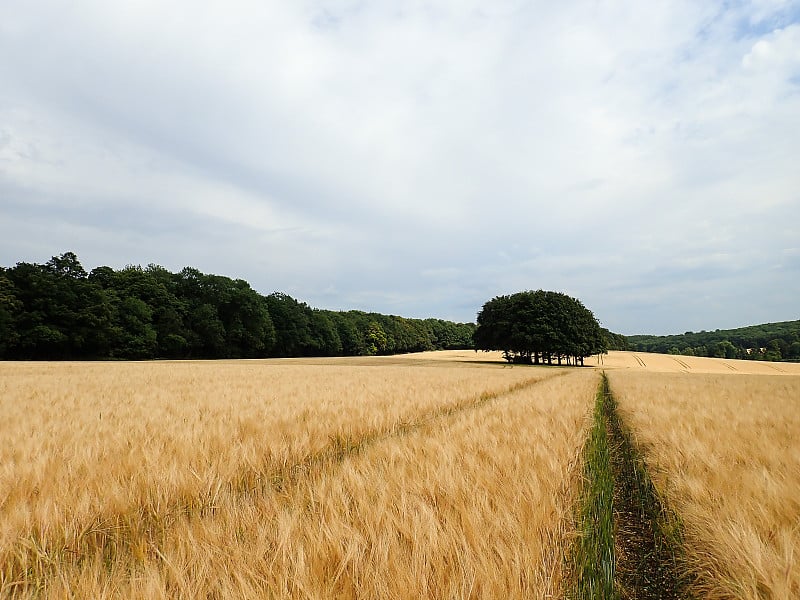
[588,349,800,375]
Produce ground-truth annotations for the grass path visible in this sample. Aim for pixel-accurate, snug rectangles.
[571,374,690,598]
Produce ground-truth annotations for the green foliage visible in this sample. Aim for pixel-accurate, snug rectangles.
[366,321,388,355]
[424,318,476,350]
[264,293,315,357]
[0,272,21,355]
[601,328,629,351]
[116,296,158,358]
[0,252,474,360]
[473,290,606,364]
[571,376,616,599]
[308,310,342,356]
[627,320,800,362]
[5,253,115,359]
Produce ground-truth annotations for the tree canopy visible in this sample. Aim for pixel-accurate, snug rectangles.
[0,252,475,360]
[473,290,606,365]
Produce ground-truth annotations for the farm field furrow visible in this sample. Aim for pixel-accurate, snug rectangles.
[0,354,561,596]
[29,368,596,598]
[607,370,800,599]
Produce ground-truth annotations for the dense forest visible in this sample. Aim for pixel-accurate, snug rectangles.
[628,321,800,362]
[0,252,475,360]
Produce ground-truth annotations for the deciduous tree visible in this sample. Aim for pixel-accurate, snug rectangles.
[473,290,605,365]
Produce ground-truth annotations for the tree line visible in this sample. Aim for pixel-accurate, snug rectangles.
[0,252,475,360]
[473,290,608,365]
[628,321,800,362]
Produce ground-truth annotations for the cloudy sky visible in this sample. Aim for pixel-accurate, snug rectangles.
[1,1,798,335]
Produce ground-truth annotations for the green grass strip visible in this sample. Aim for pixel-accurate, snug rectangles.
[569,374,617,600]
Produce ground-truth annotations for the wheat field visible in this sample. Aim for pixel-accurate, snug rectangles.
[0,353,596,598]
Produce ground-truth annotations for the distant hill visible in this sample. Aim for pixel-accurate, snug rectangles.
[627,320,800,361]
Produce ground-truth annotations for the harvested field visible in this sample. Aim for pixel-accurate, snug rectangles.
[0,352,595,598]
[607,369,800,599]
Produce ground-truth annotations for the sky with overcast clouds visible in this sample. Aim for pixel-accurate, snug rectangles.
[1,1,798,335]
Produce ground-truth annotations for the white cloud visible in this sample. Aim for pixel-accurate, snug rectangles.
[1,1,798,333]
[742,23,800,71]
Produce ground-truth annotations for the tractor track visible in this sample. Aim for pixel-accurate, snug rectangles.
[672,357,691,371]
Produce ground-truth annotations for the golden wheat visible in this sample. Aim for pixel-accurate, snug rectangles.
[0,352,592,598]
[608,369,800,599]
[590,350,800,375]
[44,368,596,598]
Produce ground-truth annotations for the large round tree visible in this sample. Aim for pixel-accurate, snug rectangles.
[473,290,605,365]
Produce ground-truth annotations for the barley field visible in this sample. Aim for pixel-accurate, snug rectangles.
[3,350,799,598]
[605,356,800,599]
[590,350,800,375]
[0,352,595,598]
